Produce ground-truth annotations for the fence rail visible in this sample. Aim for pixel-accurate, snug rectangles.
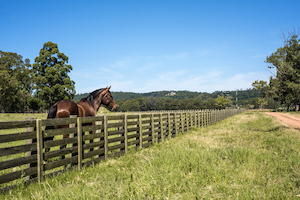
[0,109,244,190]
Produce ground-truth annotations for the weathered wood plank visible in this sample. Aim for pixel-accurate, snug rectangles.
[127,133,139,139]
[108,136,125,144]
[0,131,36,144]
[142,130,152,136]
[127,121,138,126]
[108,129,125,136]
[126,115,139,119]
[141,114,152,117]
[82,124,103,133]
[127,127,139,132]
[142,124,152,129]
[83,148,105,160]
[143,135,153,142]
[44,137,77,149]
[44,146,78,160]
[107,115,124,120]
[83,141,104,151]
[128,139,139,146]
[44,127,77,138]
[108,143,125,151]
[82,132,104,141]
[0,120,36,130]
[41,118,77,127]
[44,156,78,171]
[0,154,36,170]
[107,121,124,128]
[0,143,36,157]
[0,167,37,184]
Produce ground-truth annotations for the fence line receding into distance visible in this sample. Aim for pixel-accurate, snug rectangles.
[0,109,244,190]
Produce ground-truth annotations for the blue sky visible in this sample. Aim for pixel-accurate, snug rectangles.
[1,0,299,94]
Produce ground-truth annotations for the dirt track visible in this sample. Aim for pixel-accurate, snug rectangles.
[264,112,300,129]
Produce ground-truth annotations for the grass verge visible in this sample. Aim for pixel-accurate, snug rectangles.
[1,111,300,199]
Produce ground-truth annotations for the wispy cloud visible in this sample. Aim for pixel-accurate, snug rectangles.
[74,49,271,94]
[109,57,132,68]
[107,70,270,93]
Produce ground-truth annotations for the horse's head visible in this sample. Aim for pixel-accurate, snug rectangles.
[102,87,118,111]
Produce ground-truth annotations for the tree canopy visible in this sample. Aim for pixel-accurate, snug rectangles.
[266,34,300,110]
[0,51,32,112]
[32,42,75,109]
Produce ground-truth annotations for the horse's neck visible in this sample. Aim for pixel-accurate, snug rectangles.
[93,95,103,112]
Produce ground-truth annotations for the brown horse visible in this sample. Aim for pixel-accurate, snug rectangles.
[45,87,118,152]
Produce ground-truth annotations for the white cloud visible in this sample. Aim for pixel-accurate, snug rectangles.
[110,71,270,93]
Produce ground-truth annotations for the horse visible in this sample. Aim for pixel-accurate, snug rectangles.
[45,87,118,153]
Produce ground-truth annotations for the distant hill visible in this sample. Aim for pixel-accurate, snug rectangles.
[74,89,262,101]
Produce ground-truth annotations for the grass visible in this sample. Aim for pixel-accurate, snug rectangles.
[1,111,300,199]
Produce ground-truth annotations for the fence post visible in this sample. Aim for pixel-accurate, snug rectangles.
[181,112,184,133]
[139,114,143,148]
[168,113,171,139]
[186,112,189,132]
[207,110,209,126]
[124,114,128,154]
[77,117,83,170]
[104,115,108,160]
[201,111,204,127]
[94,118,100,159]
[26,116,37,181]
[198,111,200,128]
[174,113,178,136]
[160,113,164,142]
[69,115,77,159]
[194,110,197,126]
[36,119,43,183]
[151,113,155,143]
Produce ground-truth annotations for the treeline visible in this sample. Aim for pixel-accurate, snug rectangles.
[80,89,278,112]
[75,89,273,111]
[113,95,279,112]
[115,97,228,111]
[76,89,262,102]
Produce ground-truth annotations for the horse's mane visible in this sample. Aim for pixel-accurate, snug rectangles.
[79,88,105,109]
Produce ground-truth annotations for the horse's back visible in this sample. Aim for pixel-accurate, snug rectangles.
[53,100,78,118]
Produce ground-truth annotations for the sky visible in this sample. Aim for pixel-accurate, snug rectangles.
[1,0,299,94]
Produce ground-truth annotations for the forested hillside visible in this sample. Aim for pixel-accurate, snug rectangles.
[74,89,272,111]
[75,89,262,101]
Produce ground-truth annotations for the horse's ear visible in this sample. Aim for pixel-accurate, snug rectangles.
[103,86,110,93]
[108,86,111,90]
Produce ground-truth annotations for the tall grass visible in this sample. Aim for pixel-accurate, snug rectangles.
[1,111,300,199]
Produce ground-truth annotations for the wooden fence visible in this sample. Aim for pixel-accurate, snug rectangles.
[0,109,244,190]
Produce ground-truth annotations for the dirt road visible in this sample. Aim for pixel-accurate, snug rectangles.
[264,112,300,129]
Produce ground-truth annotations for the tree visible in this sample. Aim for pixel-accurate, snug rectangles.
[256,97,268,109]
[252,80,270,97]
[215,95,231,109]
[0,51,32,112]
[266,32,300,110]
[32,42,75,108]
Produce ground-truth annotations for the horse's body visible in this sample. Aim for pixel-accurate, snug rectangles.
[45,87,118,152]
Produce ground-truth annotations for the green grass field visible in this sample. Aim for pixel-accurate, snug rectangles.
[1,111,300,199]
